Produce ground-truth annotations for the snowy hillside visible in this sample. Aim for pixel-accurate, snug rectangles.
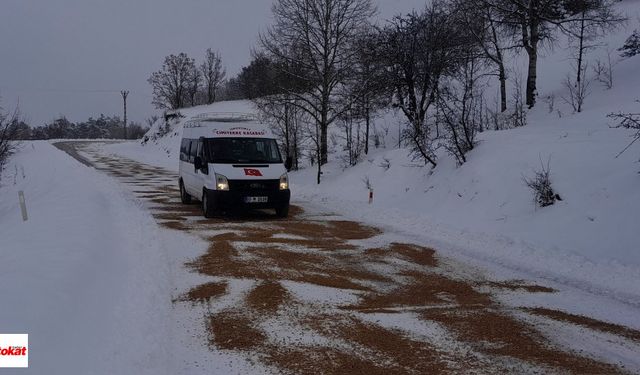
[105,100,256,169]
[101,1,640,303]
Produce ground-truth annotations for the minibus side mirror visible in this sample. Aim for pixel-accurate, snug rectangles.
[195,156,209,174]
[194,156,203,170]
[285,156,293,171]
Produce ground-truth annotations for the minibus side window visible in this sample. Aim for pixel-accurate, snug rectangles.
[180,139,189,161]
[196,139,204,160]
[188,139,197,163]
[267,141,280,161]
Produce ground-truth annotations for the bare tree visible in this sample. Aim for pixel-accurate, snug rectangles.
[201,49,226,104]
[187,64,201,107]
[454,0,510,113]
[437,55,486,165]
[565,0,622,101]
[255,95,306,171]
[346,27,390,155]
[260,0,376,171]
[376,2,469,168]
[337,102,365,167]
[484,0,621,109]
[148,53,197,109]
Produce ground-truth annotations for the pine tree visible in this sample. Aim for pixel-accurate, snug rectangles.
[619,29,640,58]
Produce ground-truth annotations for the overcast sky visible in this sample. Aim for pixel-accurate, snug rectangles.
[0,0,427,126]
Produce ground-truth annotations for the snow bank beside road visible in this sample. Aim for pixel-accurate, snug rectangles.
[0,141,177,374]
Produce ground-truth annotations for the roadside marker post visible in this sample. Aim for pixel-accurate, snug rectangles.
[18,191,28,221]
[369,190,374,204]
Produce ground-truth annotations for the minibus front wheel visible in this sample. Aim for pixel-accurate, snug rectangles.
[275,204,289,218]
[179,179,191,204]
[202,188,217,218]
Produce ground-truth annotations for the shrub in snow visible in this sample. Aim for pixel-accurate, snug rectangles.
[593,49,615,90]
[619,29,640,58]
[608,100,640,158]
[337,114,365,168]
[489,76,529,130]
[509,75,528,128]
[361,176,373,191]
[378,157,391,171]
[561,64,592,113]
[142,115,180,146]
[0,107,21,179]
[372,122,388,149]
[523,160,562,208]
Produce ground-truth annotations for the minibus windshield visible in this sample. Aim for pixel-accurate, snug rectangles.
[205,138,283,164]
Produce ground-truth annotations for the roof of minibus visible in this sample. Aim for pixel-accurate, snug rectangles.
[182,113,275,139]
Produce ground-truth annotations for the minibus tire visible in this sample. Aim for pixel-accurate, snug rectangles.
[202,189,216,218]
[276,204,289,218]
[179,180,191,204]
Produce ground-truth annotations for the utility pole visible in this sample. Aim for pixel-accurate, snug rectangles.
[120,90,129,139]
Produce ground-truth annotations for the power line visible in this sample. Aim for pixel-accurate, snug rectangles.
[0,87,152,99]
[0,87,149,95]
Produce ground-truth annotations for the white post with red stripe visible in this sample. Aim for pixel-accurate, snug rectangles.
[18,191,28,221]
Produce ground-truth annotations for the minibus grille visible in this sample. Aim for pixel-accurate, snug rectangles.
[228,179,280,192]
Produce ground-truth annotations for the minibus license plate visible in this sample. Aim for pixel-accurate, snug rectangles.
[245,196,268,203]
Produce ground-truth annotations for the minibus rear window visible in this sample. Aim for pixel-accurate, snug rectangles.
[205,138,282,164]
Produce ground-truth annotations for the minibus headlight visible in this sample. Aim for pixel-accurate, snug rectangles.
[216,174,229,191]
[279,173,289,190]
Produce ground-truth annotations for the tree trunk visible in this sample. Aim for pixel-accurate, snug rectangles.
[293,121,299,170]
[490,17,507,113]
[499,64,507,113]
[526,48,537,108]
[364,100,370,154]
[576,13,586,95]
[320,115,328,165]
[316,140,322,184]
[284,104,291,160]
[525,16,539,109]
